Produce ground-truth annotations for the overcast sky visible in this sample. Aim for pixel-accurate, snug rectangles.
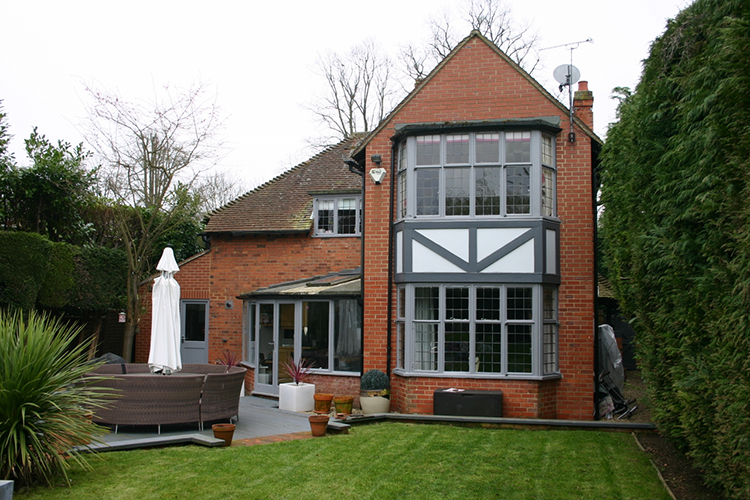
[1,0,690,189]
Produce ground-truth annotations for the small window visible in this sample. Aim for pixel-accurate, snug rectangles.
[314,196,361,236]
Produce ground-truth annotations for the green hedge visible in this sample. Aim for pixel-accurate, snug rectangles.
[0,231,126,313]
[599,1,750,498]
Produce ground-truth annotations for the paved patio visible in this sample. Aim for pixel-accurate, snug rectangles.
[87,395,347,451]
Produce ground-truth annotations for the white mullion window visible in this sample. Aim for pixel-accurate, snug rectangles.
[444,286,470,372]
[542,286,559,374]
[505,286,534,374]
[476,286,503,374]
[314,196,361,236]
[413,286,440,371]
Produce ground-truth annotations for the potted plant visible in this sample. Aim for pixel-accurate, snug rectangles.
[308,414,329,437]
[359,369,391,414]
[278,356,315,412]
[212,423,235,446]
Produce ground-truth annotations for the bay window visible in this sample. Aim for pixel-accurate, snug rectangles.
[397,130,556,219]
[401,284,558,378]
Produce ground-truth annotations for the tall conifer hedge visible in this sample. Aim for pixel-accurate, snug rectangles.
[600,1,750,497]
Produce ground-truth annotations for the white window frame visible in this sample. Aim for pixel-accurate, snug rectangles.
[313,195,362,237]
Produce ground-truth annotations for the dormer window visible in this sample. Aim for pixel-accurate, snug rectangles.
[396,130,557,219]
[313,195,362,237]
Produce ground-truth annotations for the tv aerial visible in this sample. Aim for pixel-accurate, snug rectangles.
[543,38,592,142]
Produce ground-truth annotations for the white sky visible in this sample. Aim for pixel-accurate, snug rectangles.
[1,0,690,188]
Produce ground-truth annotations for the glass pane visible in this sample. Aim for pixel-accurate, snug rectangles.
[507,287,533,320]
[302,302,328,370]
[542,134,553,165]
[416,168,440,216]
[476,323,502,373]
[445,287,469,320]
[397,322,405,369]
[446,134,469,164]
[475,167,500,216]
[542,167,555,217]
[508,324,532,373]
[397,287,406,319]
[414,323,438,370]
[506,166,530,214]
[258,304,274,371]
[445,167,470,216]
[398,141,407,172]
[416,135,441,165]
[543,324,558,373]
[317,199,334,233]
[543,287,557,320]
[476,287,500,320]
[476,133,500,163]
[397,171,407,219]
[445,322,470,372]
[415,287,439,320]
[337,198,357,234]
[184,303,205,341]
[505,131,531,163]
[334,299,361,372]
[247,302,256,364]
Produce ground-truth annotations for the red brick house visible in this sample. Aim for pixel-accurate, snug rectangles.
[136,31,600,420]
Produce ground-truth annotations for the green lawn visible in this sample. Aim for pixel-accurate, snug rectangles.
[18,423,669,500]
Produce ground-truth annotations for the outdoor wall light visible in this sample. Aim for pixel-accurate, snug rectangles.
[371,154,382,165]
[369,167,387,184]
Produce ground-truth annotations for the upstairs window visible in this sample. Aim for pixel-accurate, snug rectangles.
[314,196,362,236]
[397,131,556,219]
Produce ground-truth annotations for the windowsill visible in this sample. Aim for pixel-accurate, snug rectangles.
[312,233,362,238]
[392,368,562,381]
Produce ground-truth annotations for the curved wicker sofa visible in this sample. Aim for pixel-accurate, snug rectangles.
[86,363,246,433]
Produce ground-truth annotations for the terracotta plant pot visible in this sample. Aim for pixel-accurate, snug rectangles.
[212,423,236,446]
[308,414,329,437]
[333,395,353,417]
[314,393,333,414]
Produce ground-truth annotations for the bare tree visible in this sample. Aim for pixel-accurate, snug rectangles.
[83,82,223,361]
[307,39,402,143]
[195,170,252,214]
[402,0,541,81]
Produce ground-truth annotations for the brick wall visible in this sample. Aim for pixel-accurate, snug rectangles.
[136,232,361,365]
[362,36,595,420]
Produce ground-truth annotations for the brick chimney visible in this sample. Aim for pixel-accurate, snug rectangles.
[573,81,594,130]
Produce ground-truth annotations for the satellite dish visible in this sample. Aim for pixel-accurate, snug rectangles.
[553,64,580,86]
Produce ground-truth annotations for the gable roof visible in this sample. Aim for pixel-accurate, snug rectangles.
[204,135,364,235]
[352,31,601,160]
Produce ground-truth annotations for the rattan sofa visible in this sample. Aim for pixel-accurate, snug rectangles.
[86,364,247,433]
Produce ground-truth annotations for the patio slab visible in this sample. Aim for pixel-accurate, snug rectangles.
[87,395,333,451]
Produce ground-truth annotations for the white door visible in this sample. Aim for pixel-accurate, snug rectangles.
[181,300,208,364]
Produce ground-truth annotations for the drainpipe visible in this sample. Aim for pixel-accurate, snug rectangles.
[346,157,365,375]
[386,143,397,379]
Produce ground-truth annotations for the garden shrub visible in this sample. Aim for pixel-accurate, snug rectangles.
[599,1,750,497]
[0,231,51,310]
[0,310,109,487]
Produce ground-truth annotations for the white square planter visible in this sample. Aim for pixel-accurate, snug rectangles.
[278,382,315,412]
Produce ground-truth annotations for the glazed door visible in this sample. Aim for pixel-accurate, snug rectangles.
[256,302,296,395]
[181,300,208,364]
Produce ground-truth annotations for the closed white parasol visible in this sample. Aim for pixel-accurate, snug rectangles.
[148,247,182,374]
